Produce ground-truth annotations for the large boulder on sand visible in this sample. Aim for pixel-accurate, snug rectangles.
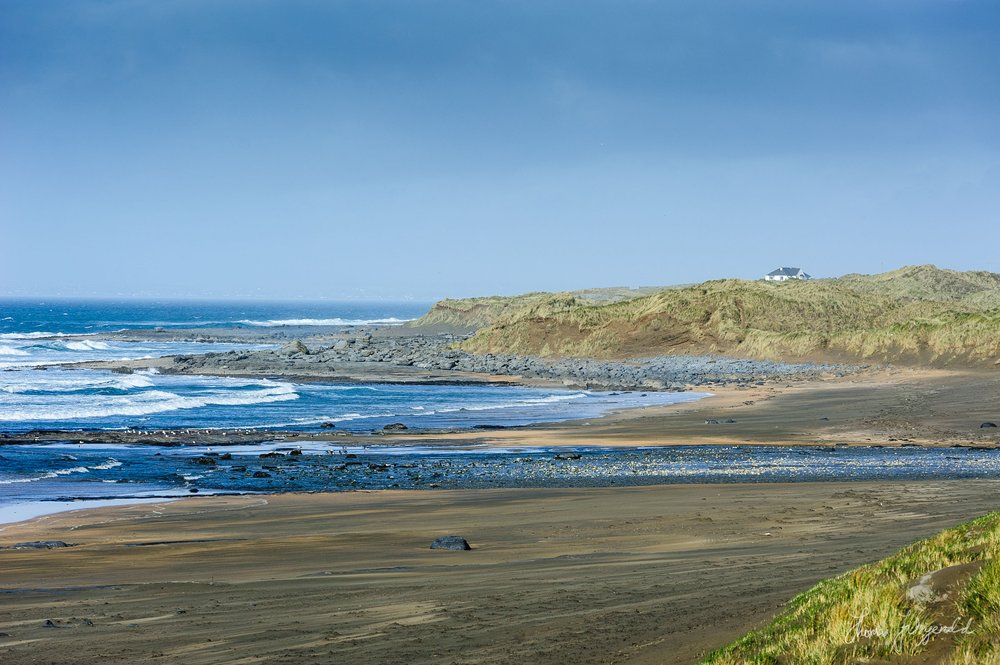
[430,536,471,551]
[8,541,71,550]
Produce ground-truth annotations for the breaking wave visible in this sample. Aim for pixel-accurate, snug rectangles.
[0,459,122,485]
[0,382,299,421]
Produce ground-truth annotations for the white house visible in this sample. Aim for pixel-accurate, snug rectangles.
[763,267,811,282]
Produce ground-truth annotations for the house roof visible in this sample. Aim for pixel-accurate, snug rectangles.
[766,267,804,277]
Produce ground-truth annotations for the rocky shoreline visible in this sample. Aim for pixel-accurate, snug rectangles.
[161,332,859,391]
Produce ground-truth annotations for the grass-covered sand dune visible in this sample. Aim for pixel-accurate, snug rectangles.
[703,512,1000,664]
[409,265,1000,366]
[405,285,667,332]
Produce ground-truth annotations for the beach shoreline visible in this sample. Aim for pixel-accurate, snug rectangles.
[5,364,999,450]
[2,480,1000,664]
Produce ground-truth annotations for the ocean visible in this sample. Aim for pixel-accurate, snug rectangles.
[0,299,705,518]
[0,299,698,433]
[0,298,429,335]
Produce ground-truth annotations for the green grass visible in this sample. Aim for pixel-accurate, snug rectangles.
[701,512,1000,665]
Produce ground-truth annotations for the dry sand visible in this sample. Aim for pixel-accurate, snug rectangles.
[2,481,1000,664]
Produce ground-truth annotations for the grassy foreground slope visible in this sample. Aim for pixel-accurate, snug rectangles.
[409,266,1000,366]
[702,512,1000,664]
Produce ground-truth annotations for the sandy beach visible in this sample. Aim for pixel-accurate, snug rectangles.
[2,480,999,664]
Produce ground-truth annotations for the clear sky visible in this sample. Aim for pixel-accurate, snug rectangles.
[2,1,999,300]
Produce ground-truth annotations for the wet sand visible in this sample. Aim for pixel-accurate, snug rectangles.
[2,481,1000,664]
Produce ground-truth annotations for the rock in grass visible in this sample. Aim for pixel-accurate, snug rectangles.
[430,536,471,551]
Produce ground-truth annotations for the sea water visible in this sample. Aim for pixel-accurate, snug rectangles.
[3,299,696,434]
[0,298,429,335]
[0,299,710,518]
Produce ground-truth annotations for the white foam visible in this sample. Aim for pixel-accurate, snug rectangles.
[1,372,155,394]
[0,459,121,485]
[0,332,97,339]
[237,317,413,327]
[0,382,298,421]
[0,345,29,356]
[63,340,111,351]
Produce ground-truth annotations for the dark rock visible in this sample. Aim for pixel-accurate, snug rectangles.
[430,535,471,551]
[252,471,272,478]
[554,453,582,460]
[259,451,284,458]
[320,422,337,429]
[219,453,233,460]
[188,488,199,493]
[981,422,998,428]
[289,449,303,456]
[192,456,217,465]
[9,541,71,550]
[383,423,408,431]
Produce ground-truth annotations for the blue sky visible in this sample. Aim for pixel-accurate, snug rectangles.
[2,0,998,299]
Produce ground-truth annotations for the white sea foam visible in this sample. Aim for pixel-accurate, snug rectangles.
[0,345,29,356]
[0,331,98,339]
[63,340,111,351]
[237,317,413,327]
[0,459,122,485]
[0,372,155,394]
[0,382,298,421]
